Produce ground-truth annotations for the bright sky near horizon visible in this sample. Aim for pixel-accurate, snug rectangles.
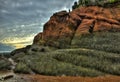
[0,0,76,52]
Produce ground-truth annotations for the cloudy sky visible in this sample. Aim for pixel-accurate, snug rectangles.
[0,0,76,52]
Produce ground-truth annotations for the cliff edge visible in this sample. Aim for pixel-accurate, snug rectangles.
[33,6,120,48]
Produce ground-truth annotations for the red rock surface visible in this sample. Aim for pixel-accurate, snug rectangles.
[33,6,120,48]
[1,71,120,82]
[23,75,120,82]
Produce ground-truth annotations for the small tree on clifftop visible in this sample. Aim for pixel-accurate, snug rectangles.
[72,1,78,10]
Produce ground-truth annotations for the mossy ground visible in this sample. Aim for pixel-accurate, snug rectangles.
[12,32,120,77]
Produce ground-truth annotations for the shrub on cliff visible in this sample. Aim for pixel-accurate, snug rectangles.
[72,1,79,10]
[109,0,119,3]
[72,0,120,10]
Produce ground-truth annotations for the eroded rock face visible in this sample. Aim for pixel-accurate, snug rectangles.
[34,11,81,48]
[33,6,120,48]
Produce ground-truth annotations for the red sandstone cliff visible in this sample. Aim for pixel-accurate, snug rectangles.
[33,6,120,48]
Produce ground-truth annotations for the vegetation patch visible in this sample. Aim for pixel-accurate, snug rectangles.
[72,32,120,54]
[72,0,120,10]
[11,32,120,76]
[0,58,11,70]
[14,62,31,74]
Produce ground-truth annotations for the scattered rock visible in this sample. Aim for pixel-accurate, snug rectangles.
[0,74,14,81]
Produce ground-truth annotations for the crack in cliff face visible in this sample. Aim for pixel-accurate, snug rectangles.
[89,21,95,33]
[69,15,82,46]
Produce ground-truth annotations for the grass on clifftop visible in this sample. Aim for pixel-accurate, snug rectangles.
[72,0,120,9]
[12,31,120,77]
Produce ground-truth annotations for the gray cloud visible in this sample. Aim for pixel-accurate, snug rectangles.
[0,0,76,51]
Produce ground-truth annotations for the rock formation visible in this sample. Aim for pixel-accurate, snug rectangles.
[33,6,120,48]
[3,3,120,78]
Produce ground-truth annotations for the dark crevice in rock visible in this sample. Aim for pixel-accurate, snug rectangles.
[78,14,86,19]
[97,18,120,25]
[89,21,95,33]
[69,17,82,46]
